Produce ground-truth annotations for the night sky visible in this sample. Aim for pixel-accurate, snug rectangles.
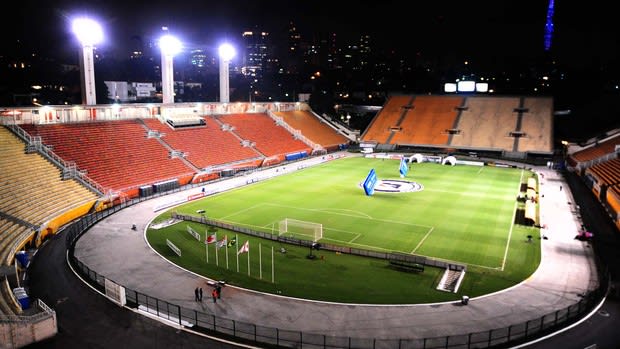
[3,0,618,69]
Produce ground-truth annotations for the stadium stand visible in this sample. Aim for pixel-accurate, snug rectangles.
[142,117,262,169]
[20,120,196,195]
[586,158,620,188]
[566,133,620,230]
[361,95,414,144]
[360,95,553,157]
[605,184,620,230]
[449,96,520,151]
[0,266,18,314]
[0,127,99,238]
[0,126,102,316]
[217,113,311,159]
[568,134,620,166]
[389,95,462,146]
[517,97,554,153]
[273,110,349,152]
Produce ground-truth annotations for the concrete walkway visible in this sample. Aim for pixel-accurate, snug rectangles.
[73,159,598,342]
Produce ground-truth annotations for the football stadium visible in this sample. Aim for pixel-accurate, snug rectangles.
[0,95,614,348]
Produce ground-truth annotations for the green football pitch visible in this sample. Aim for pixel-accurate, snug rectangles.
[147,156,541,304]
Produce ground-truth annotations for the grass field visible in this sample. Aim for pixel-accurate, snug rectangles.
[147,156,541,304]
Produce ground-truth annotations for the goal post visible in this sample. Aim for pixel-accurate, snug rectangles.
[278,218,323,242]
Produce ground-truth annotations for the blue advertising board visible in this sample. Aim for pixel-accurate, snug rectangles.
[399,158,408,178]
[363,169,378,196]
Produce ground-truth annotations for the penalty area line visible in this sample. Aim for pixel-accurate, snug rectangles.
[348,233,362,244]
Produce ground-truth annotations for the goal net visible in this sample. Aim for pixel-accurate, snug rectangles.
[278,218,323,242]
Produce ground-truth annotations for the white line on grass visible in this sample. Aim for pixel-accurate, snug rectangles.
[500,169,524,271]
[424,188,509,200]
[477,166,484,174]
[233,217,502,270]
[316,238,394,252]
[319,226,362,242]
[411,227,434,254]
[217,219,275,233]
[317,208,372,219]
[263,203,433,229]
[219,204,263,221]
[348,233,362,244]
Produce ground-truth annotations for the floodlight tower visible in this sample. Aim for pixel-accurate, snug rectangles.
[159,34,182,104]
[72,18,103,105]
[218,43,236,103]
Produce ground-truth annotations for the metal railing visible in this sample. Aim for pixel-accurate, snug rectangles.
[63,192,608,349]
[172,213,466,271]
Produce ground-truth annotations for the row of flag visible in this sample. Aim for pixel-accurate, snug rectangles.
[201,227,274,282]
[206,233,249,255]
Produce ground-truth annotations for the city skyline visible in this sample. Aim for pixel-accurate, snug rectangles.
[4,0,617,69]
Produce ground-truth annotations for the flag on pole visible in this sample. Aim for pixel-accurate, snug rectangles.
[206,233,217,244]
[216,235,228,249]
[235,234,239,272]
[228,236,237,247]
[237,240,249,255]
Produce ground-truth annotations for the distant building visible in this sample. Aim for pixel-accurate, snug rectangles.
[241,30,270,77]
[189,49,208,68]
[105,81,156,102]
[134,82,157,99]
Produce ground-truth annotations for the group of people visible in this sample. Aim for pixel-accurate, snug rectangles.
[194,285,222,303]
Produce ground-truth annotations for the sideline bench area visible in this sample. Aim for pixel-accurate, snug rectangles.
[388,259,424,272]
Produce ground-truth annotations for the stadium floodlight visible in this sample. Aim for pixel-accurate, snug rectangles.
[475,82,489,93]
[72,17,103,106]
[159,34,182,104]
[457,81,476,92]
[218,43,236,103]
[160,34,182,56]
[444,83,457,93]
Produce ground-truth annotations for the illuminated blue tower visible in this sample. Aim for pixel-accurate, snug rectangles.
[544,0,555,51]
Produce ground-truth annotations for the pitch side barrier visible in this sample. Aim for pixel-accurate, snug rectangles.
[65,208,608,349]
[61,188,609,349]
[172,213,467,271]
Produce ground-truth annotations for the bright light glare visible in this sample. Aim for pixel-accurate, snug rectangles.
[218,43,236,61]
[457,81,476,92]
[160,34,182,56]
[475,83,489,93]
[444,83,457,93]
[72,18,103,46]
